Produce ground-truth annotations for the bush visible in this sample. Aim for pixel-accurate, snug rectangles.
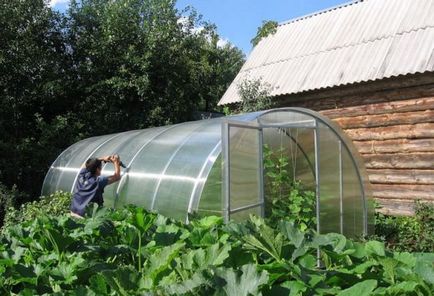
[1,191,71,232]
[0,184,14,228]
[373,201,434,252]
[0,184,28,228]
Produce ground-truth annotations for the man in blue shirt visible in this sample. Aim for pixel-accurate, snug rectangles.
[70,154,122,217]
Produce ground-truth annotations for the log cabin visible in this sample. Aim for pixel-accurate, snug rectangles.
[218,0,434,215]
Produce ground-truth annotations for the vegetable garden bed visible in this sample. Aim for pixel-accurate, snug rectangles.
[1,201,433,295]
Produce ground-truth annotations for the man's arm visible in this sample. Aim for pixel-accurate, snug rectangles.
[99,156,112,163]
[80,155,112,168]
[107,155,121,185]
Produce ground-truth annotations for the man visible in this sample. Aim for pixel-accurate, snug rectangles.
[70,154,122,218]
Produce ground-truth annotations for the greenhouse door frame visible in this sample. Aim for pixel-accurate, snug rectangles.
[222,120,265,223]
[222,118,321,236]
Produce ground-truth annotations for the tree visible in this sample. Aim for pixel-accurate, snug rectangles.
[237,77,274,113]
[66,0,244,132]
[251,20,278,47]
[0,0,73,203]
[0,0,244,206]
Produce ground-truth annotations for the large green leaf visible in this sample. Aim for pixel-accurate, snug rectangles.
[10,263,37,285]
[379,257,398,284]
[191,216,223,229]
[280,280,307,296]
[89,273,109,295]
[336,279,377,296]
[365,241,386,257]
[215,264,269,296]
[101,266,145,296]
[279,221,304,248]
[143,242,185,287]
[241,219,284,262]
[131,207,155,233]
[393,252,416,267]
[163,271,210,295]
[154,223,183,246]
[188,227,221,247]
[383,281,419,295]
[414,256,434,285]
[350,260,377,274]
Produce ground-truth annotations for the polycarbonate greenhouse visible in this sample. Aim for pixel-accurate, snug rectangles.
[42,108,374,237]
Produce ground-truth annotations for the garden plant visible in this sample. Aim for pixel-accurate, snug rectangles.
[0,200,433,295]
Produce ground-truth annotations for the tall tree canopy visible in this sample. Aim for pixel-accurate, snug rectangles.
[0,0,244,203]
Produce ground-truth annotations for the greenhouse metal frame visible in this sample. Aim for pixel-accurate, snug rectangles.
[42,107,374,237]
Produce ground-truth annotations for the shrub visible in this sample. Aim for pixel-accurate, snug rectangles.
[1,191,71,232]
[0,184,28,228]
[373,201,434,252]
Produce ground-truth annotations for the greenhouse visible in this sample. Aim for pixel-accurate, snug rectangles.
[42,108,374,237]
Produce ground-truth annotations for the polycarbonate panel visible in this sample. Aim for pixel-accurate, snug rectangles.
[342,149,365,237]
[118,121,204,212]
[291,128,316,189]
[317,123,342,234]
[93,130,141,173]
[231,206,261,222]
[258,110,315,128]
[188,143,221,216]
[41,134,115,195]
[197,155,222,216]
[228,126,261,214]
[153,120,221,220]
[104,126,169,208]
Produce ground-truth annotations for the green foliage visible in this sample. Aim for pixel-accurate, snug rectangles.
[251,20,278,47]
[0,0,244,200]
[0,0,70,201]
[1,191,71,232]
[264,145,316,232]
[373,202,434,253]
[0,205,433,295]
[222,106,233,116]
[237,77,274,113]
[0,185,18,228]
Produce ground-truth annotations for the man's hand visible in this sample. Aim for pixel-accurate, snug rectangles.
[110,154,120,164]
[107,154,122,185]
[100,156,112,163]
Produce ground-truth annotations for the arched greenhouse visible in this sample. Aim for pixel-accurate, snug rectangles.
[42,108,374,237]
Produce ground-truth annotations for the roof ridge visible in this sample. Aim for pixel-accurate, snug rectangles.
[241,25,434,73]
[278,0,363,27]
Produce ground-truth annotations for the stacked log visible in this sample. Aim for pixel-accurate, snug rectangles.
[320,96,434,215]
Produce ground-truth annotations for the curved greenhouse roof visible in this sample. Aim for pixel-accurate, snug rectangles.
[42,108,374,237]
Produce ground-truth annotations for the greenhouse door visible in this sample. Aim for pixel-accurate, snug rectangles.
[222,121,264,222]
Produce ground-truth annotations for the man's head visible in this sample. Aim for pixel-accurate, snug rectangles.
[86,158,102,176]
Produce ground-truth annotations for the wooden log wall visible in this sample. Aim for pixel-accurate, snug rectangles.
[280,77,434,216]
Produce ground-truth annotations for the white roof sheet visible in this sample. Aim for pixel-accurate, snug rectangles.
[219,0,434,105]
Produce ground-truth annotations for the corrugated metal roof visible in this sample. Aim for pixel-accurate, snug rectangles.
[219,0,434,105]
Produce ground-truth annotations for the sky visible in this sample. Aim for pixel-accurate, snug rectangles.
[51,0,350,54]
